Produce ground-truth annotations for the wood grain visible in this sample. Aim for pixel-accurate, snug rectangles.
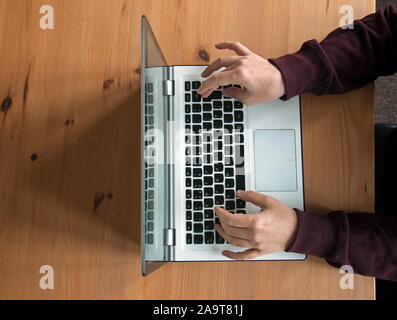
[0,0,375,299]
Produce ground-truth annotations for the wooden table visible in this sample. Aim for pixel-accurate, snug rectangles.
[0,0,375,299]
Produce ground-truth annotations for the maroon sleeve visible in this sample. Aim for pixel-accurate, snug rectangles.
[269,5,397,100]
[270,6,397,280]
[287,210,397,281]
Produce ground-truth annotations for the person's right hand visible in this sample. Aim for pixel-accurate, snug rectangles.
[197,41,286,106]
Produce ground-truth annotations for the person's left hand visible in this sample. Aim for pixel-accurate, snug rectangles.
[214,190,298,260]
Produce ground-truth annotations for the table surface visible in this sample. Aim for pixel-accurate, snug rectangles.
[0,0,375,299]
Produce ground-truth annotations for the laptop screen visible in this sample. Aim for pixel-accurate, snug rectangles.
[141,16,170,275]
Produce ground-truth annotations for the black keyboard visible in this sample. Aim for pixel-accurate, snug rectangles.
[184,81,246,245]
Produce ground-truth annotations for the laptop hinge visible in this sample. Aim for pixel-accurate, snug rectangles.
[164,228,175,246]
[163,80,174,96]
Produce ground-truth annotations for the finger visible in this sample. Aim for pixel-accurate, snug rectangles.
[215,41,253,56]
[222,87,249,104]
[197,71,235,97]
[216,221,251,240]
[201,56,241,78]
[236,190,272,209]
[215,224,251,248]
[222,248,263,260]
[215,206,253,228]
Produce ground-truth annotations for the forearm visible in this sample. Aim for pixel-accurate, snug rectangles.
[287,210,397,281]
[270,5,397,100]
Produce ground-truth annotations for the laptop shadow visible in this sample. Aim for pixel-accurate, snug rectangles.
[4,85,141,256]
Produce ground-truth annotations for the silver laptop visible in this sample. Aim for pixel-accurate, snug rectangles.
[141,16,305,276]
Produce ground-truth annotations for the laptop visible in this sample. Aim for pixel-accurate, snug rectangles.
[141,16,305,276]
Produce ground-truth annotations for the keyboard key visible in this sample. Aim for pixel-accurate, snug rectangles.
[203,122,212,131]
[236,199,246,209]
[224,101,233,112]
[193,168,202,177]
[203,165,213,175]
[236,175,245,190]
[204,176,213,185]
[205,231,214,244]
[234,101,243,109]
[192,91,201,102]
[185,146,191,156]
[224,114,233,123]
[235,123,244,132]
[214,141,223,151]
[185,104,191,113]
[186,200,192,210]
[194,234,203,244]
[186,233,192,244]
[186,189,192,199]
[193,179,202,188]
[214,174,224,183]
[194,223,203,233]
[204,187,213,197]
[213,101,222,109]
[214,163,223,172]
[225,189,235,199]
[186,178,191,187]
[193,104,201,112]
[203,113,212,121]
[215,196,224,205]
[215,230,225,244]
[185,93,191,102]
[225,168,234,177]
[234,110,244,122]
[186,221,192,231]
[185,81,191,91]
[203,103,212,111]
[225,201,235,210]
[192,81,201,89]
[213,110,222,119]
[193,114,202,123]
[204,198,214,208]
[192,125,201,134]
[194,212,203,221]
[185,114,191,123]
[194,190,203,199]
[194,201,203,210]
[204,209,214,219]
[215,184,224,194]
[225,179,234,188]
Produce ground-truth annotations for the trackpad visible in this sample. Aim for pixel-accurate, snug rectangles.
[254,130,297,192]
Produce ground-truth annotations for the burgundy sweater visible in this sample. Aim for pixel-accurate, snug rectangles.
[269,5,397,281]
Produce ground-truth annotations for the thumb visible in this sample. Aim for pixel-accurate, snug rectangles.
[222,87,248,104]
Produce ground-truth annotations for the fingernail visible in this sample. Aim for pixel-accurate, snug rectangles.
[236,190,244,196]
